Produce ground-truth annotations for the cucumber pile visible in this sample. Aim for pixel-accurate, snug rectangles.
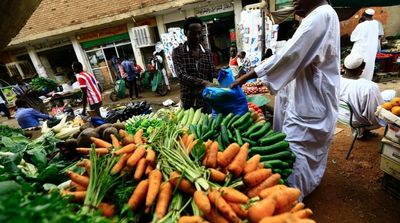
[176,108,295,181]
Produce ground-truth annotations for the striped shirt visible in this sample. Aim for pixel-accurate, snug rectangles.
[77,71,102,105]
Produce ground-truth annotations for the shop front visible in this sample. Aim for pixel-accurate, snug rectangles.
[77,25,135,89]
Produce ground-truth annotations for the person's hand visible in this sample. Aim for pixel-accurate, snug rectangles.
[230,75,247,88]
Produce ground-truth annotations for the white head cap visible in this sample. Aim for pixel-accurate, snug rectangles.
[344,54,364,70]
[365,8,375,16]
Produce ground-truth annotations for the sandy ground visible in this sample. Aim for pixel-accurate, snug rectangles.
[1,79,399,222]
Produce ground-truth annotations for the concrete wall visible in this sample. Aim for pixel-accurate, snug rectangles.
[340,6,400,37]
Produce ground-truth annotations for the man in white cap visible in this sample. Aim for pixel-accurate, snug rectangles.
[350,8,381,81]
[339,53,385,139]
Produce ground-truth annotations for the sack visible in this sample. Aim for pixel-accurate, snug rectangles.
[203,68,248,116]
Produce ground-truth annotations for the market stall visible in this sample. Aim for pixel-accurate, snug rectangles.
[0,106,316,222]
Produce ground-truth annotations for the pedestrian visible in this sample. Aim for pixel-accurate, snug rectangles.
[237,51,251,77]
[231,0,340,200]
[152,51,170,91]
[121,56,140,99]
[172,16,216,113]
[72,61,102,117]
[15,99,52,129]
[350,8,381,80]
[0,91,11,119]
[339,53,385,139]
[229,44,239,77]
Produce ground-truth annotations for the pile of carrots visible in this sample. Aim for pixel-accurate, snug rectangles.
[60,127,315,223]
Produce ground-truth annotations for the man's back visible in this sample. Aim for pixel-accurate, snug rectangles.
[77,71,102,105]
[122,60,136,80]
[16,107,48,129]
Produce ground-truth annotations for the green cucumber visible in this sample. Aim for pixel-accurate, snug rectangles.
[242,137,257,146]
[250,141,290,155]
[290,153,296,162]
[281,162,289,169]
[259,133,287,146]
[265,130,274,137]
[221,113,234,126]
[273,169,283,175]
[243,122,264,137]
[227,115,240,128]
[263,160,284,169]
[215,113,223,129]
[260,151,292,162]
[202,130,215,141]
[264,163,272,169]
[217,135,224,151]
[232,112,251,128]
[210,117,216,130]
[189,124,197,136]
[235,129,243,146]
[201,125,208,136]
[237,118,253,132]
[250,122,271,140]
[221,125,230,147]
[278,179,285,185]
[227,129,234,141]
[202,114,209,127]
[282,169,293,177]
[196,125,202,138]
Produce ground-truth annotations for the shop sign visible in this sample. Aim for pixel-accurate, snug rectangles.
[33,38,71,51]
[194,2,234,17]
[77,25,128,42]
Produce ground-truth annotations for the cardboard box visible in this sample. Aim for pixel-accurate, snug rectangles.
[381,137,400,163]
[384,123,400,144]
[380,154,400,181]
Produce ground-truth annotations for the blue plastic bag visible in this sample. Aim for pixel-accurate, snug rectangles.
[203,68,248,116]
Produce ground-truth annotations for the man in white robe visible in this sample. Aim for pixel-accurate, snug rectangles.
[339,54,385,138]
[350,9,380,81]
[232,0,340,200]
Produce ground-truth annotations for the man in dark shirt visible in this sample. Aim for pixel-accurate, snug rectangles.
[172,17,215,112]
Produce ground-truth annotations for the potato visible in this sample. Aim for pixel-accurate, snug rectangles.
[102,127,118,142]
[112,122,125,130]
[96,123,113,137]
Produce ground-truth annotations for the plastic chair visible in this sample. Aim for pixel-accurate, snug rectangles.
[337,99,373,159]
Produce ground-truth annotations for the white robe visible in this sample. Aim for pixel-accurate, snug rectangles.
[339,77,385,128]
[255,5,340,199]
[351,20,380,80]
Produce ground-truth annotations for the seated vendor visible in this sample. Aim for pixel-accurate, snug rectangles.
[339,53,385,139]
[15,99,52,129]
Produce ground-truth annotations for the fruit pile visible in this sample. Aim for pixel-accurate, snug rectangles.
[242,81,269,95]
[382,97,400,116]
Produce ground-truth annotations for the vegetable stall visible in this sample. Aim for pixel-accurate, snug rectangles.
[0,108,315,223]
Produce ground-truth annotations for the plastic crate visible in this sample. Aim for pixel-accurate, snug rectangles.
[380,154,400,181]
[382,173,400,200]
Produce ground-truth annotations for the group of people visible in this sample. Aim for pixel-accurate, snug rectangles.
[173,0,390,201]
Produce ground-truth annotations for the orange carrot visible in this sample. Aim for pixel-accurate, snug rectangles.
[154,182,173,220]
[247,174,281,198]
[133,158,147,181]
[76,148,109,155]
[259,185,288,198]
[220,187,249,204]
[76,159,91,176]
[258,163,264,169]
[111,153,131,175]
[114,144,136,155]
[123,134,135,145]
[182,133,189,147]
[145,164,154,176]
[217,143,240,167]
[119,129,127,138]
[205,140,213,150]
[134,129,144,144]
[126,145,146,167]
[110,134,121,148]
[205,209,230,223]
[169,171,196,195]
[179,137,186,149]
[178,216,205,223]
[248,196,277,223]
[90,137,112,148]
[70,180,86,191]
[258,212,290,223]
[205,141,218,168]
[66,171,89,187]
[98,202,115,218]
[292,208,313,219]
[202,140,213,165]
[209,168,226,182]
[291,202,305,212]
[228,202,248,219]
[62,191,86,202]
[244,155,260,174]
[185,134,195,148]
[187,139,198,154]
[145,149,156,165]
[146,169,162,209]
[208,190,239,223]
[272,188,301,210]
[227,143,249,177]
[194,191,211,214]
[243,168,272,188]
[128,179,149,211]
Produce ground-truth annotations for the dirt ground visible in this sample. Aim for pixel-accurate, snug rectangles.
[1,80,399,222]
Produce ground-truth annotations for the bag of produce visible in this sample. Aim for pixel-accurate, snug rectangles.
[203,68,248,116]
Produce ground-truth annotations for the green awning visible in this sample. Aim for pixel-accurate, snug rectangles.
[81,33,130,49]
